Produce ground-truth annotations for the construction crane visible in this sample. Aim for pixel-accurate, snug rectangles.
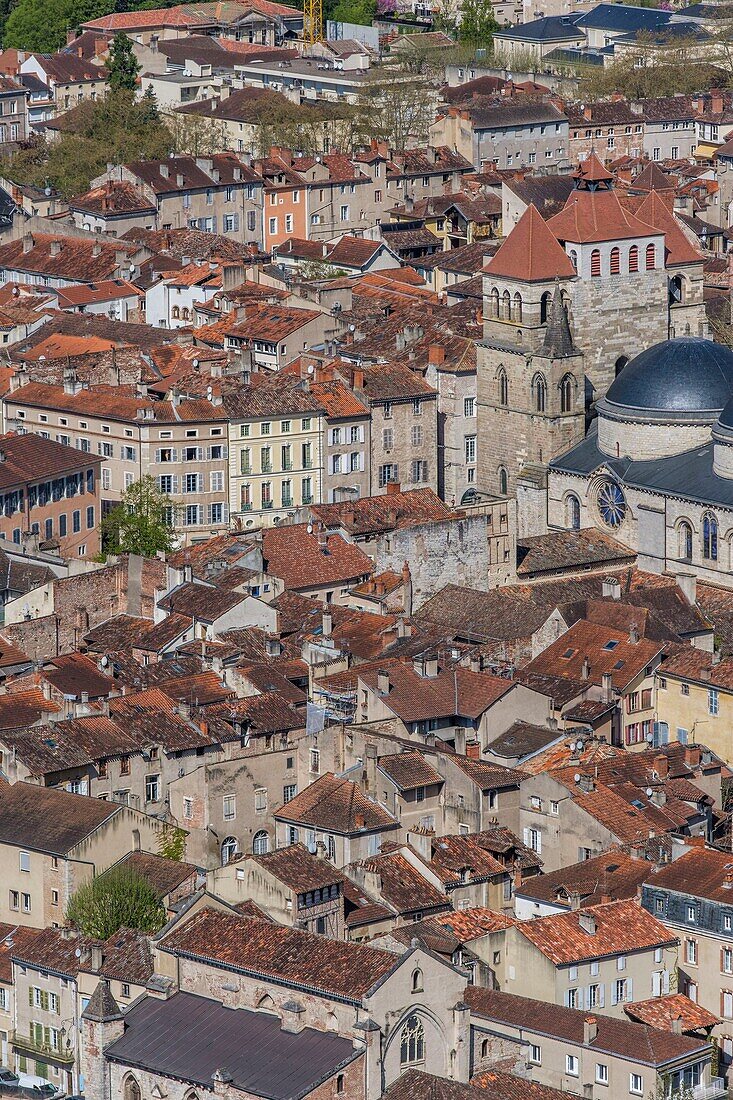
[303,0,323,45]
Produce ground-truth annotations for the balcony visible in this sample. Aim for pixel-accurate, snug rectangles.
[692,1079,726,1100]
[11,1031,75,1065]
[241,503,252,512]
[302,459,313,470]
[261,463,273,474]
[262,500,273,509]
[282,497,293,508]
[302,494,313,504]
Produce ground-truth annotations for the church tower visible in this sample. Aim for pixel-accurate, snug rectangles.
[477,205,583,498]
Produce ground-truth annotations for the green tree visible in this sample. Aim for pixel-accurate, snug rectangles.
[101,475,176,557]
[457,0,498,48]
[332,0,375,25]
[66,867,166,939]
[106,32,141,92]
[5,0,110,52]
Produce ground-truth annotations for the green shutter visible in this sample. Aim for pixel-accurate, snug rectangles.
[28,987,33,1007]
[40,990,48,1011]
[43,1026,50,1047]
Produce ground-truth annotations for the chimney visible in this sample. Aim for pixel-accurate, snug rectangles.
[22,232,33,254]
[581,657,590,680]
[577,774,595,794]
[90,944,104,971]
[671,1015,683,1035]
[322,606,332,637]
[685,745,701,768]
[584,1016,598,1044]
[629,623,639,644]
[280,1001,306,1033]
[377,669,390,695]
[428,344,445,367]
[602,576,621,600]
[724,870,733,890]
[579,912,597,935]
[700,667,712,682]
[49,239,62,257]
[386,481,401,496]
[676,572,697,605]
[712,90,724,115]
[424,657,438,678]
[601,672,613,702]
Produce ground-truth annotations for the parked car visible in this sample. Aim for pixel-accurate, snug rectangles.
[0,1070,64,1098]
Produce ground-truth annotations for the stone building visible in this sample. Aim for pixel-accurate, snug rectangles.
[476,154,708,507]
[548,337,733,588]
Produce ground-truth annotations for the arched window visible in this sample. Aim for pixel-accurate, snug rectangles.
[327,1011,339,1032]
[502,289,511,320]
[533,373,546,413]
[569,249,578,273]
[498,369,508,407]
[540,290,551,324]
[253,830,269,855]
[400,1014,425,1065]
[679,521,693,561]
[615,356,629,378]
[124,1077,141,1100]
[221,836,238,865]
[646,243,656,270]
[669,273,684,305]
[257,994,276,1013]
[610,246,620,275]
[481,1038,490,1059]
[411,968,423,992]
[171,305,180,319]
[490,287,499,317]
[184,1091,200,1100]
[590,249,601,277]
[513,292,522,323]
[703,512,718,561]
[498,467,508,495]
[629,245,639,273]
[560,374,573,413]
[566,494,580,530]
[181,307,191,321]
[337,1075,345,1093]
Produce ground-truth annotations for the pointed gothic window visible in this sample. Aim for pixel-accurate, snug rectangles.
[533,373,546,413]
[400,1015,425,1065]
[560,375,573,413]
[502,290,511,320]
[540,291,551,324]
[490,287,499,317]
[566,494,581,530]
[513,292,522,322]
[498,467,508,495]
[703,513,718,561]
[498,369,508,407]
[679,521,693,561]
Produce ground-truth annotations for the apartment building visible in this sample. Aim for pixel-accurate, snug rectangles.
[310,377,370,502]
[19,53,105,117]
[224,373,324,528]
[641,846,733,1076]
[358,363,439,495]
[0,782,164,928]
[4,381,231,543]
[0,76,27,147]
[0,431,102,558]
[94,154,264,244]
[469,988,715,1100]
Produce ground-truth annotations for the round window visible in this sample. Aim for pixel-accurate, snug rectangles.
[597,480,626,528]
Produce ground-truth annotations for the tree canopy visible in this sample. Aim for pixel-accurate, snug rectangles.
[66,866,166,939]
[5,0,111,52]
[106,32,142,92]
[457,0,498,47]
[1,89,171,199]
[101,475,176,558]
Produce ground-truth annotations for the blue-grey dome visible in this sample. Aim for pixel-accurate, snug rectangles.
[601,338,733,420]
[718,393,733,433]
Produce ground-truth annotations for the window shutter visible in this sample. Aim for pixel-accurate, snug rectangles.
[44,1025,50,1047]
[233,214,240,231]
[576,988,583,1010]
[563,990,571,1007]
[172,448,179,462]
[359,452,365,471]
[536,830,542,854]
[155,449,161,463]
[222,445,228,459]
[28,987,33,1007]
[611,984,618,1006]
[626,977,632,1002]
[222,504,229,522]
[652,971,661,997]
[523,828,531,846]
[598,984,605,1008]
[207,504,213,525]
[662,970,670,994]
[41,990,48,1011]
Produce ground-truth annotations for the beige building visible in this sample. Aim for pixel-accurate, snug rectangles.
[4,380,231,543]
[225,374,324,529]
[0,781,166,928]
[655,646,733,758]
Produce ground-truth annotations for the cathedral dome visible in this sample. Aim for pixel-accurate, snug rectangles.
[600,338,733,421]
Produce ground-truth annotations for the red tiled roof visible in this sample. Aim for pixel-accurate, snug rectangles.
[625,993,719,1032]
[522,619,663,692]
[548,187,661,245]
[274,772,398,834]
[159,905,398,1001]
[0,688,61,729]
[635,189,701,266]
[359,661,513,724]
[378,750,444,791]
[352,848,450,915]
[262,523,373,590]
[515,898,676,965]
[487,204,576,282]
[0,431,100,490]
[426,906,514,940]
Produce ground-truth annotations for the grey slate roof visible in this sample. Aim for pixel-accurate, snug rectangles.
[599,337,733,420]
[575,3,673,32]
[550,421,733,510]
[495,14,583,40]
[104,991,358,1098]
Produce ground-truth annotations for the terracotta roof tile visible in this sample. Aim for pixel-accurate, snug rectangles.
[275,772,398,834]
[0,924,43,983]
[159,905,397,1000]
[262,523,373,590]
[0,781,118,855]
[359,661,513,724]
[641,846,733,904]
[378,750,444,791]
[350,849,450,915]
[247,843,343,892]
[522,619,664,691]
[429,836,508,885]
[487,204,576,282]
[625,992,720,1032]
[515,849,651,908]
[516,898,676,964]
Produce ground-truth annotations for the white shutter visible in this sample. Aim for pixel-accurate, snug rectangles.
[576,988,583,1010]
[155,449,161,462]
[172,448,179,462]
[662,970,670,995]
[611,983,618,1006]
[598,984,605,1008]
[563,990,571,1007]
[359,451,365,471]
[652,971,661,997]
[197,447,204,461]
[523,828,531,846]
[626,977,632,1002]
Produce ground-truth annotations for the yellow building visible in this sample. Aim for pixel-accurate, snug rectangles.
[225,374,324,529]
[655,648,733,760]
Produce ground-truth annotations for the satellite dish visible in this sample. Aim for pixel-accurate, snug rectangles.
[100,655,109,667]
[576,740,584,753]
[307,364,314,374]
[193,358,200,368]
[574,773,581,783]
[74,948,81,957]
[307,523,313,534]
[646,787,653,797]
[569,741,576,752]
